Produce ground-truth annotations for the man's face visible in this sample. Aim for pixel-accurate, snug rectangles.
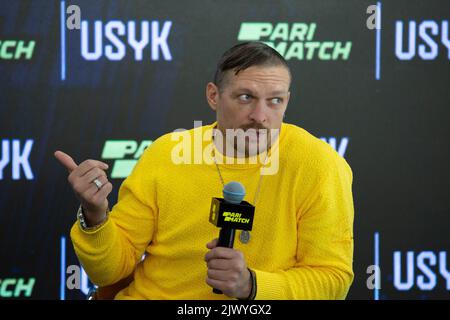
[206,65,291,157]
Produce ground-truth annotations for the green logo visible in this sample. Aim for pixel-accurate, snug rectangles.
[101,140,152,178]
[238,23,352,60]
[0,40,35,60]
[0,278,35,298]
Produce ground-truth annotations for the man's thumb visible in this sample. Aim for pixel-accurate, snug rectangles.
[54,150,78,173]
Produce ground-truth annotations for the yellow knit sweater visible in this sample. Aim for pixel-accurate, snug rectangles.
[70,122,354,300]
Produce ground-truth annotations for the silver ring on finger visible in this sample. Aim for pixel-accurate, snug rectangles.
[92,178,103,190]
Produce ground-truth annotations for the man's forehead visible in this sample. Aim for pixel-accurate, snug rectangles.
[229,78,290,94]
[224,65,290,92]
[230,84,289,96]
[236,65,289,79]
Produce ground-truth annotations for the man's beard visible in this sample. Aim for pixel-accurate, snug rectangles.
[233,127,268,158]
[217,124,276,158]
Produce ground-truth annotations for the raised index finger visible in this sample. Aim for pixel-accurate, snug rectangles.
[54,150,78,173]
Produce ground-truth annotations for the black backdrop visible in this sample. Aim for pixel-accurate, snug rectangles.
[0,0,449,300]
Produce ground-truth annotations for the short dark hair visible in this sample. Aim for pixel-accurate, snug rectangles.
[213,41,291,90]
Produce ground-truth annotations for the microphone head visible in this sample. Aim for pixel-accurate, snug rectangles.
[223,181,246,204]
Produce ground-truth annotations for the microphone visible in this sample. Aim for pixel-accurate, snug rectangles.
[209,182,255,294]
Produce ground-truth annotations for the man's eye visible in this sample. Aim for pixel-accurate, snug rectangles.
[238,94,251,102]
[271,98,282,104]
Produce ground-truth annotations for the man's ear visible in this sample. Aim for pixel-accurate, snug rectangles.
[206,82,219,111]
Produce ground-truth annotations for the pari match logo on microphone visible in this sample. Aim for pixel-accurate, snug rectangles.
[209,198,255,231]
[223,212,251,224]
[237,22,352,61]
[210,181,255,231]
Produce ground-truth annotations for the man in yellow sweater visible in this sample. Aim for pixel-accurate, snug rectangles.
[55,42,354,300]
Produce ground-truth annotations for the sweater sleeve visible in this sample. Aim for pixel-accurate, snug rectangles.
[70,146,158,287]
[254,152,355,299]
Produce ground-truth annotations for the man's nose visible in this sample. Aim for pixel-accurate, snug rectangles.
[249,100,267,124]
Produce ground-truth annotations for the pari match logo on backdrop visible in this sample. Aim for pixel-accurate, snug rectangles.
[237,22,352,61]
[0,277,35,298]
[60,3,173,81]
[101,140,152,179]
[0,39,36,61]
